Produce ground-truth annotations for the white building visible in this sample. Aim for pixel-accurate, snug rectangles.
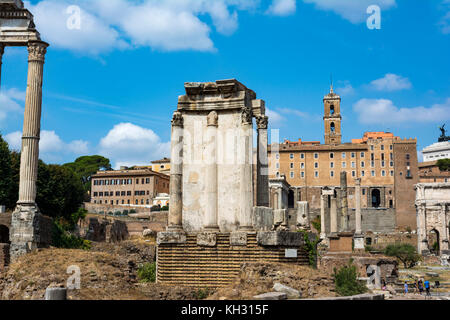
[422,141,450,162]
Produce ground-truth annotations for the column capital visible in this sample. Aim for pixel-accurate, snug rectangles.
[27,41,49,63]
[171,111,184,127]
[241,105,253,125]
[256,115,268,129]
[207,111,218,127]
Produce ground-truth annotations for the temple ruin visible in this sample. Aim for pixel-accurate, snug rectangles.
[0,0,51,261]
[156,79,311,287]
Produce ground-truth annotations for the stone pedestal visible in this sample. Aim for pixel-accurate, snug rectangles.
[256,116,269,207]
[354,234,365,250]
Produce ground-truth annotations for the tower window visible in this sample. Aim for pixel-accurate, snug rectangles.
[330,105,335,115]
[330,122,336,133]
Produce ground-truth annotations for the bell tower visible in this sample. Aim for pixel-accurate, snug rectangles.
[323,84,342,145]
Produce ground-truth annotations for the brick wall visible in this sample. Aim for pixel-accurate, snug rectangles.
[157,233,310,288]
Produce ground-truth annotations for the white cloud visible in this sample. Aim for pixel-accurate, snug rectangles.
[277,107,309,118]
[303,0,396,23]
[368,74,412,92]
[5,130,89,162]
[26,0,263,54]
[0,88,25,123]
[99,122,170,169]
[335,81,355,96]
[266,0,297,16]
[266,108,286,126]
[353,98,450,125]
[439,10,450,34]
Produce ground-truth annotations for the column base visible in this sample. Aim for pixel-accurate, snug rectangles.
[166,225,183,232]
[239,226,255,232]
[10,204,51,262]
[203,226,220,233]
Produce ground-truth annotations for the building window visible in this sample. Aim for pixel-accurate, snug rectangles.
[330,162,334,168]
[381,145,385,151]
[342,162,346,168]
[390,145,393,150]
[382,170,386,177]
[371,153,374,161]
[330,171,334,178]
[352,171,356,177]
[276,154,280,160]
[406,154,410,160]
[362,189,366,196]
[351,152,355,158]
[314,171,319,178]
[390,161,394,167]
[361,171,365,177]
[371,161,375,168]
[136,200,138,205]
[342,152,346,159]
[351,162,355,168]
[301,163,305,169]
[127,200,130,204]
[276,172,280,177]
[290,172,294,178]
[406,170,412,178]
[330,153,334,159]
[105,200,108,204]
[390,170,394,176]
[122,200,125,204]
[381,161,385,167]
[371,145,374,151]
[290,163,294,169]
[290,153,294,159]
[276,163,280,169]
[300,153,305,159]
[301,172,305,178]
[93,192,98,197]
[361,152,365,158]
[136,178,139,184]
[314,162,319,168]
[361,161,365,168]
[371,171,375,177]
[146,178,150,184]
[314,153,319,159]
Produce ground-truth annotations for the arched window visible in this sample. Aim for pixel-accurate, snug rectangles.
[330,122,336,133]
[330,105,335,115]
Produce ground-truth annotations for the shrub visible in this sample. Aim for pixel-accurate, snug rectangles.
[52,220,91,250]
[437,158,450,171]
[123,210,129,216]
[114,211,121,216]
[137,262,156,283]
[384,243,421,268]
[195,288,212,300]
[130,209,137,214]
[311,216,321,233]
[298,230,319,268]
[150,205,161,212]
[365,245,374,252]
[161,205,169,211]
[333,260,367,296]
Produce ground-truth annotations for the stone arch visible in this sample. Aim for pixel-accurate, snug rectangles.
[0,225,10,244]
[371,189,381,208]
[428,229,440,255]
[330,122,335,133]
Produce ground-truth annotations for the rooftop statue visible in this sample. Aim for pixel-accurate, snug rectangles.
[438,124,450,142]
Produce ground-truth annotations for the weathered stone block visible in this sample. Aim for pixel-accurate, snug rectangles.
[197,233,217,247]
[273,283,301,299]
[273,209,287,225]
[157,231,187,245]
[45,287,67,300]
[257,231,304,247]
[230,232,247,246]
[253,292,287,300]
[252,207,273,231]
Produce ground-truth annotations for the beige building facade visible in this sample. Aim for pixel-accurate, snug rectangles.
[268,87,419,231]
[90,169,169,207]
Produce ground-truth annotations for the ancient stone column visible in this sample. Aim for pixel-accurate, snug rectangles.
[340,171,348,232]
[330,196,338,235]
[355,178,362,234]
[0,45,4,90]
[416,203,428,254]
[239,109,254,231]
[320,194,326,239]
[441,204,449,254]
[204,111,219,232]
[354,178,365,250]
[256,116,269,207]
[17,41,48,205]
[278,187,283,210]
[167,111,184,231]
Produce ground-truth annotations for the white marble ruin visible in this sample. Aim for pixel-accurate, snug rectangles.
[1,0,50,259]
[165,79,271,234]
[415,183,450,257]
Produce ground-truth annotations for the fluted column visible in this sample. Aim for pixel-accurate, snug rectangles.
[340,171,348,231]
[204,111,219,232]
[239,109,254,231]
[0,45,4,91]
[256,116,269,207]
[17,41,48,206]
[442,204,449,253]
[330,196,338,235]
[355,178,362,234]
[167,112,184,231]
[320,194,326,239]
[417,203,428,254]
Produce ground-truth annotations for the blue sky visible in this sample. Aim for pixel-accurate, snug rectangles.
[1,0,449,168]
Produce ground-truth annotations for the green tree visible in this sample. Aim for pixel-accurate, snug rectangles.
[36,163,85,220]
[333,260,367,296]
[384,243,421,268]
[0,134,13,207]
[63,155,111,196]
[436,158,450,171]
